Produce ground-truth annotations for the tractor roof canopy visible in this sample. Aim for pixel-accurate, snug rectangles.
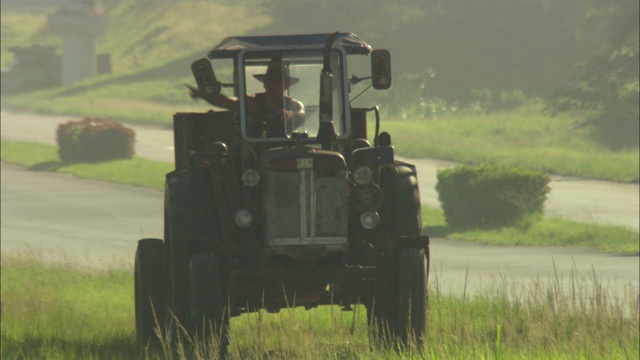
[208,32,372,59]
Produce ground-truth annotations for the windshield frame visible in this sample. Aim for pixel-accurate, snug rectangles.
[236,48,351,143]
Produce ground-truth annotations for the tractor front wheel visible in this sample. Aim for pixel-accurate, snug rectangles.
[395,246,428,349]
[134,238,165,347]
[190,252,229,356]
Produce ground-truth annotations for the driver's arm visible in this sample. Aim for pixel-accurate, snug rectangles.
[285,98,305,128]
[206,92,241,111]
[186,83,244,111]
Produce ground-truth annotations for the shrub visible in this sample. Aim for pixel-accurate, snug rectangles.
[436,165,550,228]
[57,118,135,163]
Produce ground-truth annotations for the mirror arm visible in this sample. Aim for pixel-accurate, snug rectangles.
[349,75,372,86]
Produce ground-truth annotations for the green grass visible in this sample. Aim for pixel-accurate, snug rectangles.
[1,141,172,190]
[2,249,638,359]
[2,140,638,255]
[380,105,639,182]
[0,251,139,359]
[3,3,638,359]
[4,97,638,183]
[423,207,639,255]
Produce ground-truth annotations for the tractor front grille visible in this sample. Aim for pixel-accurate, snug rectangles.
[264,159,348,247]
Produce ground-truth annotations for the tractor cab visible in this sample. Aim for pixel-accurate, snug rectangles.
[191,32,391,151]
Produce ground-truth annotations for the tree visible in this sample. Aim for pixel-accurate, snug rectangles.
[552,0,639,149]
[263,0,595,104]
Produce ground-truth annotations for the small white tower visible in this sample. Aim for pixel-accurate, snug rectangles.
[48,0,107,85]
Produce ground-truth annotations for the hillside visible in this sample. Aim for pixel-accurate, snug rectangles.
[2,1,269,72]
[1,1,273,123]
[3,0,605,99]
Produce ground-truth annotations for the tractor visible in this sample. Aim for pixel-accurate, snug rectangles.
[134,32,429,354]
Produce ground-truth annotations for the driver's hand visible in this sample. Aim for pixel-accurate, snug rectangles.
[185,84,201,100]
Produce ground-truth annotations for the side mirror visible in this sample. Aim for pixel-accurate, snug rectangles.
[191,58,221,97]
[371,49,391,90]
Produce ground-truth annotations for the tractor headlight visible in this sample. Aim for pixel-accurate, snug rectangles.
[242,168,260,187]
[234,209,253,228]
[353,166,373,185]
[360,211,380,229]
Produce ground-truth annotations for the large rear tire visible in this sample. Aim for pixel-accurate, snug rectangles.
[134,238,165,347]
[190,252,229,356]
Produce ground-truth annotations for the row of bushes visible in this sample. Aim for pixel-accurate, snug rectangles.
[436,165,550,228]
[56,117,548,229]
[57,118,135,163]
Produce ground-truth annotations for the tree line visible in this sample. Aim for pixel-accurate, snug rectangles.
[263,0,638,148]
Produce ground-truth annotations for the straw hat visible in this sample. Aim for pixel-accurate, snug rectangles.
[253,58,300,86]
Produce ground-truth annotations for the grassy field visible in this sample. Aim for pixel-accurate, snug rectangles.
[1,249,637,360]
[422,207,639,255]
[2,140,638,255]
[0,141,173,190]
[384,105,639,183]
[2,3,638,358]
[3,98,638,183]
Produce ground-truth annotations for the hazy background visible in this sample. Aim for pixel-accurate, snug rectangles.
[1,0,638,148]
[0,0,606,98]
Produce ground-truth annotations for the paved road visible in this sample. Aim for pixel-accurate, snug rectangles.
[1,110,638,297]
[2,110,638,231]
[3,163,637,298]
[1,162,163,267]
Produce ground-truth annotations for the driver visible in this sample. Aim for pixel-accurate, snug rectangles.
[189,57,305,138]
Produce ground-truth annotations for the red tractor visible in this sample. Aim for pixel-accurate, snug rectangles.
[134,32,429,354]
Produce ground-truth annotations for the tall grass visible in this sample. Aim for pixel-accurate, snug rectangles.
[1,250,139,359]
[2,249,638,359]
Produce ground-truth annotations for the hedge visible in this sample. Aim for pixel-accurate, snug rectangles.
[436,165,550,228]
[57,117,135,163]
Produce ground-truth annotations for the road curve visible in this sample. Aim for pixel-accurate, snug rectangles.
[2,110,638,231]
[1,110,638,297]
[2,162,638,297]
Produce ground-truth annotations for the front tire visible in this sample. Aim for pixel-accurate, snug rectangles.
[164,168,218,332]
[395,247,428,349]
[368,163,427,349]
[134,238,165,347]
[190,252,229,356]
[367,247,429,350]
